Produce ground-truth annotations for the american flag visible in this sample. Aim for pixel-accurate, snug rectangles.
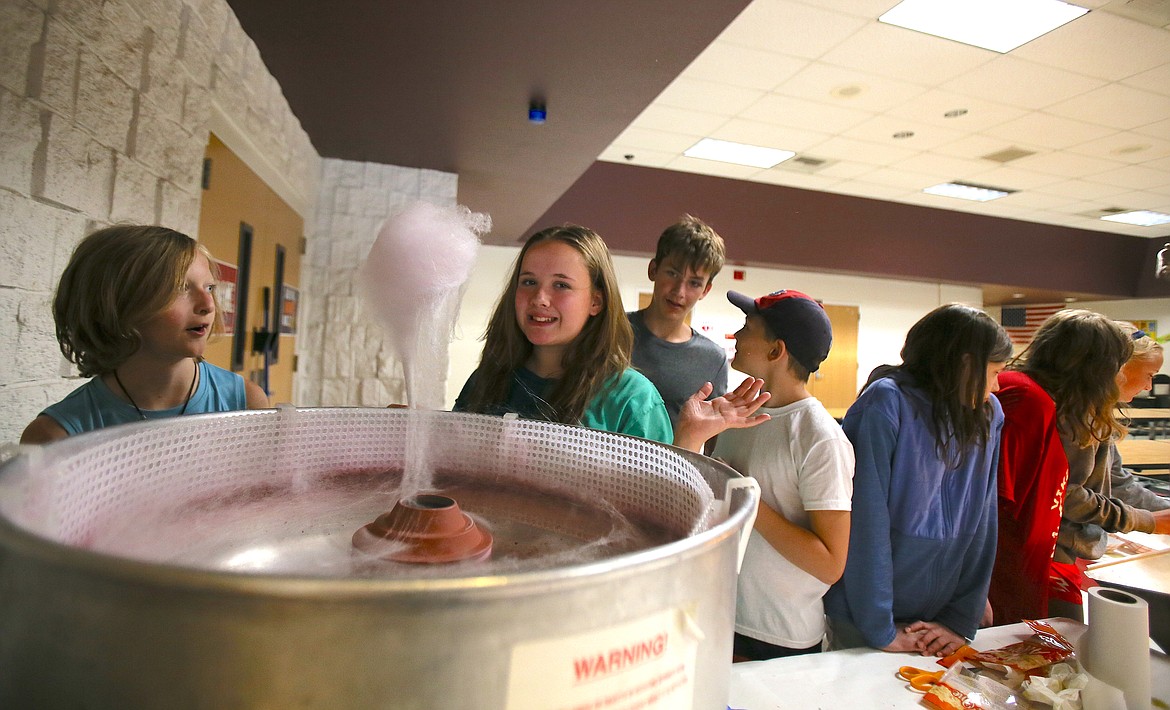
[1001,303,1065,345]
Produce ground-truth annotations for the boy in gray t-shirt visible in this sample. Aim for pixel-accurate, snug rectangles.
[627,215,729,427]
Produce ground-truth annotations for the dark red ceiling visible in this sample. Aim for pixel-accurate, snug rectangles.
[226,0,753,241]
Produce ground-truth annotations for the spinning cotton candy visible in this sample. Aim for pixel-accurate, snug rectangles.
[361,202,490,410]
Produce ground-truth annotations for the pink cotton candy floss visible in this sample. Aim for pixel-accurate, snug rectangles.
[361,201,490,411]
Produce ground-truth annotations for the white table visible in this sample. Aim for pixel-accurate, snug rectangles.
[727,618,1170,709]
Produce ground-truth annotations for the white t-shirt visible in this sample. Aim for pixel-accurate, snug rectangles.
[713,397,855,648]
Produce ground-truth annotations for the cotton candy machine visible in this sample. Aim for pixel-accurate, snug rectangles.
[0,408,758,709]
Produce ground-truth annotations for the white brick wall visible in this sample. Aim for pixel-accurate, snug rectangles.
[296,158,458,407]
[0,0,321,444]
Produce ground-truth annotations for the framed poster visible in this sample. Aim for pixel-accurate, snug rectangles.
[214,259,239,336]
[280,284,299,335]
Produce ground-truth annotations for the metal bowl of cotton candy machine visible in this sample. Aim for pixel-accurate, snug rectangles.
[0,408,759,709]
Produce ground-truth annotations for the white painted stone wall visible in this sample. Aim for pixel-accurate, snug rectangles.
[297,158,459,407]
[0,0,319,444]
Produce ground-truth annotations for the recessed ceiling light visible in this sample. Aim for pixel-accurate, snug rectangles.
[1012,293,1024,299]
[879,0,1089,53]
[1064,297,1077,303]
[683,138,794,169]
[1100,210,1170,227]
[923,181,1016,202]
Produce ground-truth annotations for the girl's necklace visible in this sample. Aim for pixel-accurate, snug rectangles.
[113,364,198,421]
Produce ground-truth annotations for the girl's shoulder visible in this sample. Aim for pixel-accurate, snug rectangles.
[607,368,661,400]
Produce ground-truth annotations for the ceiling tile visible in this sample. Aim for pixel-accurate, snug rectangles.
[883,89,1028,131]
[1046,83,1170,131]
[963,165,1062,191]
[889,152,992,179]
[653,77,766,116]
[666,155,762,179]
[611,126,703,153]
[1011,11,1170,81]
[1134,118,1170,141]
[1068,131,1170,164]
[598,0,1170,241]
[1030,178,1132,201]
[858,165,941,190]
[842,114,968,150]
[630,104,729,135]
[815,160,877,179]
[681,42,810,91]
[1122,62,1170,98]
[1009,150,1127,178]
[933,134,1041,161]
[709,118,832,152]
[739,93,873,133]
[718,0,869,59]
[1086,163,1170,191]
[827,179,912,201]
[773,62,927,112]
[1109,189,1170,212]
[752,169,842,191]
[806,134,918,165]
[996,189,1079,210]
[598,149,675,168]
[982,112,1114,150]
[940,55,1105,111]
[819,21,994,86]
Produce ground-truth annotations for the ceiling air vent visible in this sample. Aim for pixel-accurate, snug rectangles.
[1079,207,1129,219]
[981,147,1036,163]
[774,154,835,174]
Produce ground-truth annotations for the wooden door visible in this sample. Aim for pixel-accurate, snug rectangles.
[197,134,303,405]
[807,304,859,417]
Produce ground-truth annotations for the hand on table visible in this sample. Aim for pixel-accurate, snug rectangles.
[905,620,965,657]
[881,626,927,654]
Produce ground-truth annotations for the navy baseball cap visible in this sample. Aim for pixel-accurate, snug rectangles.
[727,289,833,373]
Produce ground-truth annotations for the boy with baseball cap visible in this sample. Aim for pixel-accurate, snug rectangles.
[706,289,855,660]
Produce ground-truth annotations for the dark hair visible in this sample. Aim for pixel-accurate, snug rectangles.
[54,224,222,377]
[653,214,725,283]
[1011,309,1131,446]
[891,304,1013,463]
[462,224,631,425]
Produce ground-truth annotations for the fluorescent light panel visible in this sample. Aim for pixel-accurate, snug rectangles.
[923,181,1015,202]
[879,0,1089,53]
[1100,210,1170,227]
[683,138,794,169]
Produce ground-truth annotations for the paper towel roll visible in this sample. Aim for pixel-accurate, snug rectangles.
[1078,586,1151,710]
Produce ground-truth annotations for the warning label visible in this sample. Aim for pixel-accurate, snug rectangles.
[505,608,700,710]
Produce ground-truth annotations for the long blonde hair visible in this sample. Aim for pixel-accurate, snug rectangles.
[463,225,631,424]
[1010,309,1131,446]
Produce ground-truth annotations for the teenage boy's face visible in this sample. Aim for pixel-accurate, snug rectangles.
[731,315,775,378]
[648,256,712,320]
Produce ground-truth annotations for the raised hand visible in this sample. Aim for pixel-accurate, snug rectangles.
[672,377,771,452]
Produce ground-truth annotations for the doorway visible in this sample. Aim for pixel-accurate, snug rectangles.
[197,134,303,405]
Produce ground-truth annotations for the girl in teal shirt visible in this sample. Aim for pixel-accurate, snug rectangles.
[456,224,766,449]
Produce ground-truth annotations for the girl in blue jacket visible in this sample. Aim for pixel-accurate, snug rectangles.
[825,304,1012,657]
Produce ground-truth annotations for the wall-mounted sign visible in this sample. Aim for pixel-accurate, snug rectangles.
[280,284,299,335]
[214,260,239,336]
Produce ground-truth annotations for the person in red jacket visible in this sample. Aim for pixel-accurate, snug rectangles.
[989,310,1131,625]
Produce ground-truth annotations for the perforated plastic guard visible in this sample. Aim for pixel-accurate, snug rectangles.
[3,408,717,549]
